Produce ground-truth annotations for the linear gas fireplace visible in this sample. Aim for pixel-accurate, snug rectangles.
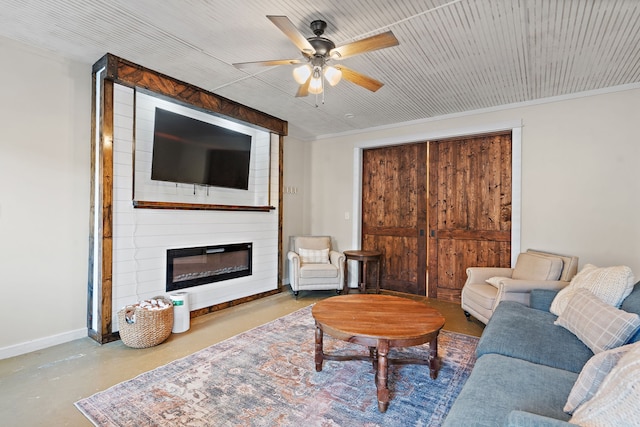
[166,243,252,292]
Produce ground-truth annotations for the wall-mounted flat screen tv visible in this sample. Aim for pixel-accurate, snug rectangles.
[151,108,252,190]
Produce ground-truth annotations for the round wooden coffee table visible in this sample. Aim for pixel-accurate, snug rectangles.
[312,294,445,412]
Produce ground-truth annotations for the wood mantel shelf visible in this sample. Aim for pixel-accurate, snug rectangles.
[133,200,276,212]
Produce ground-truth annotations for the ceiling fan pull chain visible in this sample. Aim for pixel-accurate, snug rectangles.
[321,75,325,105]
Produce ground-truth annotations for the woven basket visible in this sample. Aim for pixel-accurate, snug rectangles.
[117,296,174,348]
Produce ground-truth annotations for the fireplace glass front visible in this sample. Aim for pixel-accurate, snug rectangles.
[166,243,252,292]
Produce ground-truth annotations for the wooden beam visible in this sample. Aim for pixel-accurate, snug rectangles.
[278,135,284,289]
[101,79,114,342]
[88,72,115,344]
[98,53,287,136]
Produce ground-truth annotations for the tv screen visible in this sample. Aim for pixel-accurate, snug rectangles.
[151,108,252,190]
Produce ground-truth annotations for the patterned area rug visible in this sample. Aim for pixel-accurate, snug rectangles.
[76,305,478,426]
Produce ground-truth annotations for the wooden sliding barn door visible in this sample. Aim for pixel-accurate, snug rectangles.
[427,133,512,302]
[361,143,427,295]
[361,133,512,300]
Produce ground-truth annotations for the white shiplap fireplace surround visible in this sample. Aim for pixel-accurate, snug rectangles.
[89,55,286,344]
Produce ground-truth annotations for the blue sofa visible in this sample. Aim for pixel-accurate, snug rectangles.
[443,281,640,426]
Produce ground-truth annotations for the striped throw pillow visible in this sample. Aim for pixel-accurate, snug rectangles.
[554,288,640,354]
[564,343,634,414]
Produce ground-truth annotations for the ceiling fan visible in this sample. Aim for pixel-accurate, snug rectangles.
[232,16,400,100]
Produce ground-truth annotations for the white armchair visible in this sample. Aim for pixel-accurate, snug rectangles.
[287,236,345,296]
[461,249,579,324]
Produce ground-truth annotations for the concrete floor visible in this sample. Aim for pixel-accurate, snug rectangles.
[0,289,484,426]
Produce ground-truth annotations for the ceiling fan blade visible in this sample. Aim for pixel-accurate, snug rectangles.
[267,15,315,54]
[335,65,384,92]
[330,31,399,59]
[233,58,303,69]
[296,76,311,97]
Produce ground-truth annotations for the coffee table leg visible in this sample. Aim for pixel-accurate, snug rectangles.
[362,261,368,293]
[429,335,439,379]
[315,324,324,372]
[343,259,350,294]
[376,340,390,412]
[369,346,378,370]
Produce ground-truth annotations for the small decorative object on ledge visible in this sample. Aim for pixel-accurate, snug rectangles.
[117,296,174,348]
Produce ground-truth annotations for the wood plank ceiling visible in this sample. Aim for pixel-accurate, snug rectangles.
[0,0,639,140]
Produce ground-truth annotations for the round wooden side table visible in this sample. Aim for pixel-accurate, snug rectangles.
[343,249,382,294]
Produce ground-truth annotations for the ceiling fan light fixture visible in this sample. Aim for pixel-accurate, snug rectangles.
[236,16,399,101]
[308,66,324,94]
[292,64,312,84]
[324,66,342,86]
[308,76,323,94]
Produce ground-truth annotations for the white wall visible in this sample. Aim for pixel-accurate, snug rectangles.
[281,135,311,283]
[0,37,91,358]
[307,87,640,277]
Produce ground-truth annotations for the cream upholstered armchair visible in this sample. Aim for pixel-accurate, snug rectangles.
[461,249,579,324]
[287,236,345,296]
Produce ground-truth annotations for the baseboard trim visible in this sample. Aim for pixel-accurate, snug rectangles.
[3,288,286,358]
[0,328,87,360]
